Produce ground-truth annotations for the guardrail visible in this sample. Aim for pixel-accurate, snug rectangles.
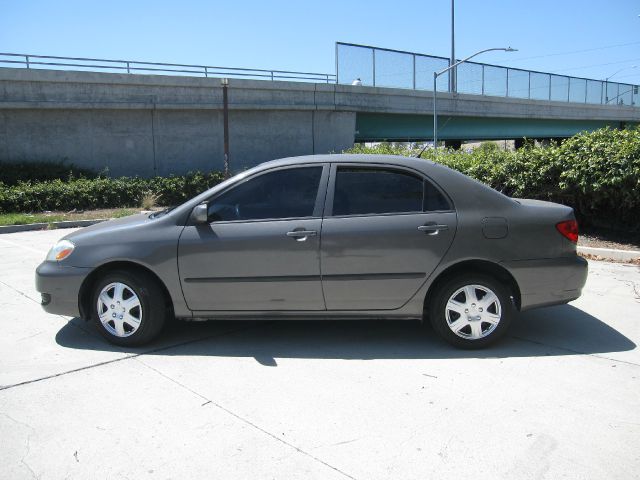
[0,52,337,84]
[3,48,638,107]
[336,42,639,107]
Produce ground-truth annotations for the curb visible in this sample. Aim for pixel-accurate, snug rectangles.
[577,246,640,262]
[0,219,106,234]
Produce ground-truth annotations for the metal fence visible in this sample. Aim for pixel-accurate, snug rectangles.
[0,52,337,83]
[3,47,638,106]
[336,42,640,107]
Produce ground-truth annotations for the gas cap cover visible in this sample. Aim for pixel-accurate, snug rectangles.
[482,217,508,239]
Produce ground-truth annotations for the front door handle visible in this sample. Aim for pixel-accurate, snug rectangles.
[418,224,449,235]
[286,229,317,241]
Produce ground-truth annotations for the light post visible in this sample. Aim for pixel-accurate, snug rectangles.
[604,65,637,104]
[450,0,456,93]
[433,47,516,156]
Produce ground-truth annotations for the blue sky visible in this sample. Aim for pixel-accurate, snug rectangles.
[1,0,639,83]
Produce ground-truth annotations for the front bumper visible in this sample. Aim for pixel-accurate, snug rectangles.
[501,256,588,311]
[35,262,91,317]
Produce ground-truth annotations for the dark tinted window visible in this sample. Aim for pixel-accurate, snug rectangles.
[333,168,422,215]
[423,179,451,211]
[208,167,323,221]
[332,167,450,216]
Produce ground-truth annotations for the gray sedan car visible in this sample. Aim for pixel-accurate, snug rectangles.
[36,154,587,348]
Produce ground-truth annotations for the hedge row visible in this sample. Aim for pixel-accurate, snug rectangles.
[347,127,640,229]
[1,127,638,228]
[0,172,225,213]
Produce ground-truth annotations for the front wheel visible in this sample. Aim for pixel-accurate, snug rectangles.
[90,269,167,346]
[429,273,514,349]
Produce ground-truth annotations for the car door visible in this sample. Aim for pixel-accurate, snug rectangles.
[178,164,328,312]
[320,164,457,310]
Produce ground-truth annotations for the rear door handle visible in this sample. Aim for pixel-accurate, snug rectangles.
[418,224,449,235]
[286,230,317,240]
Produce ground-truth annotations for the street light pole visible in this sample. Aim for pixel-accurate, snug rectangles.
[604,65,637,104]
[450,0,455,93]
[432,47,517,156]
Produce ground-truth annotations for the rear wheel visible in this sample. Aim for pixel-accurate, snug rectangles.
[429,273,514,349]
[90,270,167,346]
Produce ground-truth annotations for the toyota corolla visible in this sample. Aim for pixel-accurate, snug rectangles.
[35,154,588,348]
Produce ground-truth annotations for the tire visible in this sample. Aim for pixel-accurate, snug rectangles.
[90,269,167,347]
[429,273,514,349]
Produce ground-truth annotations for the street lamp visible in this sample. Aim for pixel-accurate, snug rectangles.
[604,65,637,104]
[432,47,517,155]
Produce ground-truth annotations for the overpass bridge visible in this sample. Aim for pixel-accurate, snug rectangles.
[1,45,638,176]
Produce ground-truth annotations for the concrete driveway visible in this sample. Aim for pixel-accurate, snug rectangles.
[0,229,639,480]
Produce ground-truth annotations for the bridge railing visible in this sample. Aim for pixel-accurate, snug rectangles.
[0,52,337,84]
[336,42,639,107]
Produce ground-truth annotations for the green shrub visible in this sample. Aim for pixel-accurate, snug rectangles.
[0,161,98,185]
[0,172,225,213]
[2,126,638,230]
[558,128,640,226]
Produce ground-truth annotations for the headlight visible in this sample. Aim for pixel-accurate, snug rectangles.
[46,240,75,262]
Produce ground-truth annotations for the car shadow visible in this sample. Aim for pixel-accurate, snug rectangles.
[55,304,636,365]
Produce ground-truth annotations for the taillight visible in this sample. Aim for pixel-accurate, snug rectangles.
[556,220,578,243]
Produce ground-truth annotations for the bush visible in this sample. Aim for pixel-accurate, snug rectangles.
[0,172,225,213]
[0,161,98,186]
[2,126,638,230]
[347,127,640,229]
[557,128,640,227]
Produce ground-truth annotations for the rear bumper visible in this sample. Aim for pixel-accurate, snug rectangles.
[501,256,588,311]
[35,262,91,317]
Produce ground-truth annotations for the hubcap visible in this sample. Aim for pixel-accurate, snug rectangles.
[96,282,142,337]
[445,284,501,340]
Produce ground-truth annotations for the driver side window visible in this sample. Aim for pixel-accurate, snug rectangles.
[208,166,323,222]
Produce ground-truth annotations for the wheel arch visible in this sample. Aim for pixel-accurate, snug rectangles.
[423,259,521,316]
[78,261,174,320]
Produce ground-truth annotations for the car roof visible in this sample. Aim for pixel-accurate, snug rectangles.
[167,153,514,225]
[259,153,437,169]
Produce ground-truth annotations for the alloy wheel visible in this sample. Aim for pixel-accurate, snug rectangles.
[96,282,143,337]
[445,284,502,340]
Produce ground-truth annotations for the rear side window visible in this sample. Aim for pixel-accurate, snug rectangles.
[423,178,451,211]
[332,167,450,216]
[208,166,323,221]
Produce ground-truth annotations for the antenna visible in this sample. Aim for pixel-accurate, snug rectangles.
[415,142,431,158]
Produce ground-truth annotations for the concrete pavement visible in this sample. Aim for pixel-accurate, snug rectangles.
[0,229,639,479]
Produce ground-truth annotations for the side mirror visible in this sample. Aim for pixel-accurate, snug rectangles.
[191,203,208,224]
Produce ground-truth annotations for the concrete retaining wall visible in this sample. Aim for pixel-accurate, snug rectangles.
[1,67,639,176]
[0,69,356,176]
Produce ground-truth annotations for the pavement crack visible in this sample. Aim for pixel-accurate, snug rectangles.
[0,278,40,305]
[510,335,640,367]
[622,280,640,300]
[0,279,92,337]
[22,434,37,480]
[1,413,38,479]
[0,323,264,392]
[135,358,358,480]
[328,438,361,447]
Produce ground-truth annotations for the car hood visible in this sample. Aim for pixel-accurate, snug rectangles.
[63,213,154,243]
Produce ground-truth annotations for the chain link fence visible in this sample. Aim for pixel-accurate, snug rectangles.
[337,42,639,107]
